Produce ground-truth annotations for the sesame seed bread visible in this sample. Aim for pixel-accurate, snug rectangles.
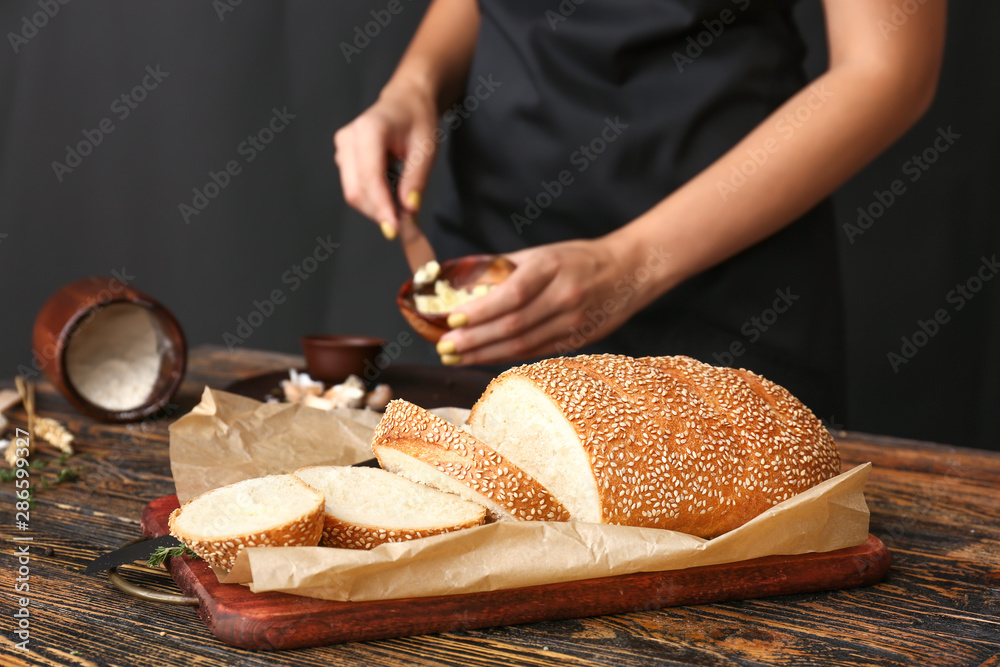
[292,465,488,549]
[371,399,572,522]
[167,474,325,570]
[467,354,841,538]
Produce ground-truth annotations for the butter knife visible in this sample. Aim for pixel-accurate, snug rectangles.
[84,534,181,575]
[397,208,437,276]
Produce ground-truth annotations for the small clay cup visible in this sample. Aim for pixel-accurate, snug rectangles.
[32,277,187,422]
[300,335,385,383]
[397,255,516,343]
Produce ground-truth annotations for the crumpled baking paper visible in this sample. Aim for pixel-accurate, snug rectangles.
[169,387,871,602]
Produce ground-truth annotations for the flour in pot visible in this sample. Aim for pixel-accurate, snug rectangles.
[65,303,162,411]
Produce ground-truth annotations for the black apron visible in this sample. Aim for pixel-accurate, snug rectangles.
[429,0,846,420]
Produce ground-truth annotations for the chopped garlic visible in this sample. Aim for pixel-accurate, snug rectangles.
[321,374,366,409]
[280,369,324,404]
[365,384,393,411]
[302,394,336,411]
[282,370,392,411]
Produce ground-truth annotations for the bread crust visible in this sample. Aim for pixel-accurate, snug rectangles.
[317,513,486,550]
[472,354,841,538]
[556,355,749,535]
[372,400,572,521]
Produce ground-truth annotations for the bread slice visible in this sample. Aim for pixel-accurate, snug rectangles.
[371,399,571,522]
[167,474,325,570]
[292,465,487,549]
[468,354,841,538]
[466,359,624,523]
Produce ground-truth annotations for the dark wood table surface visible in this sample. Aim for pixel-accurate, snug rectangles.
[1,345,999,666]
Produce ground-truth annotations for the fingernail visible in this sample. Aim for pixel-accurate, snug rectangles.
[440,354,462,366]
[406,190,422,211]
[447,312,468,328]
[380,221,396,240]
[436,340,457,355]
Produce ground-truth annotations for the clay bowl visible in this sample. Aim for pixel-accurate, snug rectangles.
[32,276,187,423]
[300,335,385,383]
[397,255,516,343]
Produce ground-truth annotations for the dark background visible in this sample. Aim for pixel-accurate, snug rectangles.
[0,1,996,449]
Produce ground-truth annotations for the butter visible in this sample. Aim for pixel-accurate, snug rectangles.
[413,260,441,289]
[414,280,494,315]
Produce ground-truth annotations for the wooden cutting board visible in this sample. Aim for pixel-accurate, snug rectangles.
[140,495,890,651]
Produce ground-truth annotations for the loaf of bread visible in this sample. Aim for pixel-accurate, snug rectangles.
[374,354,840,539]
[167,474,325,569]
[292,465,488,549]
[372,399,572,522]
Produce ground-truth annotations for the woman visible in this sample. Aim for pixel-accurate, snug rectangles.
[334,0,946,418]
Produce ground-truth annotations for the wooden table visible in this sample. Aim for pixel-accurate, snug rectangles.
[1,346,998,666]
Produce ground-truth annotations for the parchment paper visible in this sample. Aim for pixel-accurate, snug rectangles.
[169,387,871,602]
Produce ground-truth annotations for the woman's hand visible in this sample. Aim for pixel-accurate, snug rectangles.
[435,239,675,365]
[333,85,439,237]
[333,0,481,237]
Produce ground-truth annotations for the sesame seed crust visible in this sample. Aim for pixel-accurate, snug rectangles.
[475,354,841,538]
[558,355,747,535]
[318,514,486,550]
[372,399,572,522]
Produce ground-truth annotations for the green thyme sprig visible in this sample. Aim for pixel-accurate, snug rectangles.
[0,458,45,481]
[146,544,201,569]
[0,455,79,508]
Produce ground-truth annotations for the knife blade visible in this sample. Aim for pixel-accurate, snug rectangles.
[387,160,436,275]
[398,208,436,276]
[84,534,182,576]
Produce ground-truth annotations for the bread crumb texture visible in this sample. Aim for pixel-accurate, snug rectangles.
[373,400,573,522]
[168,474,325,569]
[292,465,487,549]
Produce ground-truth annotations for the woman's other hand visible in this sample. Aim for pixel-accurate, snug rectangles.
[435,239,676,365]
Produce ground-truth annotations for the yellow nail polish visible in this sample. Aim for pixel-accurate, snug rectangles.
[406,190,422,211]
[447,312,468,328]
[380,221,396,240]
[440,354,462,366]
[436,340,457,355]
